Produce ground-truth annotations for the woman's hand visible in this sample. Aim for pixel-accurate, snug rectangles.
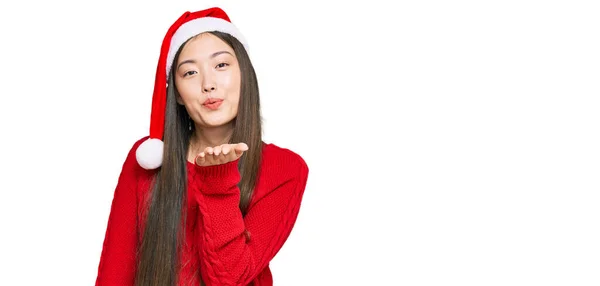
[194,143,248,166]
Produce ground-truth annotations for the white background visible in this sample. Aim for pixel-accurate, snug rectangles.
[0,0,599,285]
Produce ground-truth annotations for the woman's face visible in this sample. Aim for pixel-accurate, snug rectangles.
[174,33,241,129]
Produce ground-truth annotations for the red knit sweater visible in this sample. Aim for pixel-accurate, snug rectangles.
[95,137,309,286]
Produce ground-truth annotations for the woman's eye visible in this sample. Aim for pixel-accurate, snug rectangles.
[216,63,229,68]
[183,71,197,77]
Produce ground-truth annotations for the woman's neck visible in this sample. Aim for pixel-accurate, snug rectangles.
[189,123,234,155]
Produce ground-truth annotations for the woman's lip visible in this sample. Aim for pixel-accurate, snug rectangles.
[203,100,223,110]
[203,99,223,105]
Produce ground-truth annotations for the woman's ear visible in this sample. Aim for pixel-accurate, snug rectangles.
[176,94,184,105]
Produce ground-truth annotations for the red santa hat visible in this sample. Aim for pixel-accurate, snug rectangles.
[135,7,249,169]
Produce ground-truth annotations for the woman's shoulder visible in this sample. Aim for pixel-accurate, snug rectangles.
[121,136,155,174]
[251,142,309,201]
[260,141,309,174]
[125,136,151,161]
[123,137,309,174]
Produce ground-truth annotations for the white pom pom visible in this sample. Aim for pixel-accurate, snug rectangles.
[136,138,164,169]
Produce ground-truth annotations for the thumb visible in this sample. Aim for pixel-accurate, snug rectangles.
[234,143,249,157]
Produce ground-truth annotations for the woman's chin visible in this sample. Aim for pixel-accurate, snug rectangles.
[198,117,234,128]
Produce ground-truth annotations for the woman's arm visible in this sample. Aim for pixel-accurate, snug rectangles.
[95,139,143,286]
[191,151,309,286]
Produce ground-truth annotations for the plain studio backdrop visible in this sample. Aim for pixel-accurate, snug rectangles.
[0,0,599,285]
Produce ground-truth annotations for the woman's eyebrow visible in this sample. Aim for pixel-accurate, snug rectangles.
[177,51,233,70]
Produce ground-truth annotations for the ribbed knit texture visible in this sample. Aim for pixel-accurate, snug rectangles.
[95,137,309,286]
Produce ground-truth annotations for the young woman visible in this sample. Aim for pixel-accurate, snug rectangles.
[95,7,309,286]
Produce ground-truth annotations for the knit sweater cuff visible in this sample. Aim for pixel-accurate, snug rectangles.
[190,158,241,195]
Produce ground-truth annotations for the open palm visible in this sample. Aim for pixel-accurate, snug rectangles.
[194,143,248,166]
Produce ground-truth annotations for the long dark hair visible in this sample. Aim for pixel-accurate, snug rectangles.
[134,31,263,286]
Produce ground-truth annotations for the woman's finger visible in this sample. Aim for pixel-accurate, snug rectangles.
[214,145,222,156]
[234,143,249,157]
[195,152,205,165]
[222,144,232,155]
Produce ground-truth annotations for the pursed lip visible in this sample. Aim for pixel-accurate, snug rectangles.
[203,98,223,105]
